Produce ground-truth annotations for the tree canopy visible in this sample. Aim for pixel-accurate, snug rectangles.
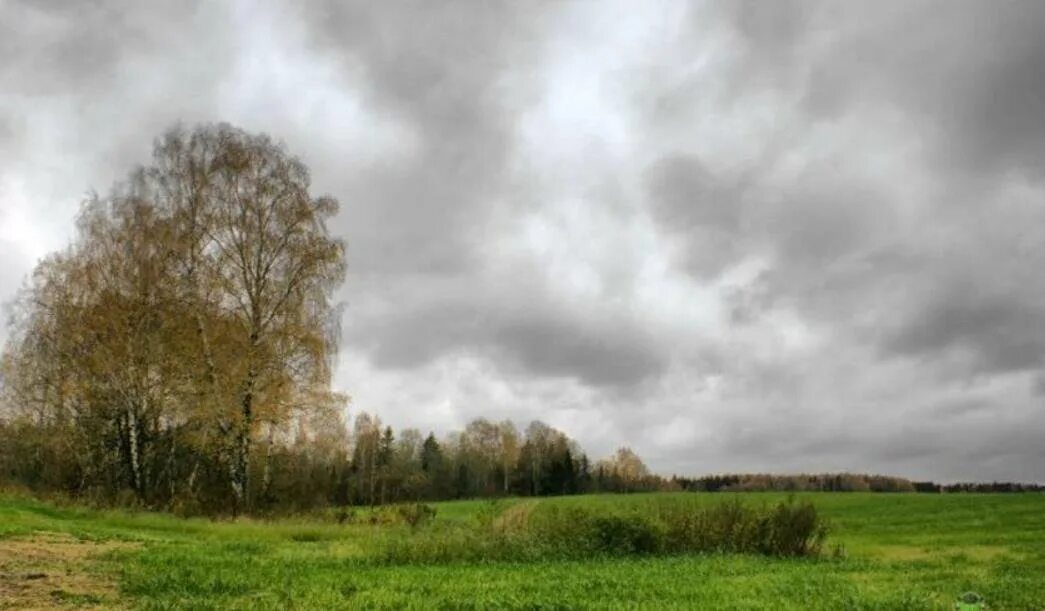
[1,124,346,513]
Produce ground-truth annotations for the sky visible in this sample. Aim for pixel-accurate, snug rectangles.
[2,0,1044,482]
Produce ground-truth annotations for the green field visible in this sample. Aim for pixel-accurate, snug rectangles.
[1,492,1043,609]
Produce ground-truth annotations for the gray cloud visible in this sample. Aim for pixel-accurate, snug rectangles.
[646,154,741,233]
[302,1,543,275]
[644,153,747,278]
[883,271,1045,375]
[345,273,668,389]
[639,1,1045,384]
[3,0,1045,482]
[1,1,135,93]
[726,1,1045,180]
[490,312,666,388]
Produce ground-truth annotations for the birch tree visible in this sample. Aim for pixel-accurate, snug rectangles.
[0,123,347,513]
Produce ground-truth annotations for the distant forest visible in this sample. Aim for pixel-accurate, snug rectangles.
[0,125,1039,516]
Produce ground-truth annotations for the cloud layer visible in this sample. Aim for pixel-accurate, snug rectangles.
[3,0,1044,482]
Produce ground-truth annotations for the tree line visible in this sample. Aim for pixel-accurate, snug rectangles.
[333,414,661,507]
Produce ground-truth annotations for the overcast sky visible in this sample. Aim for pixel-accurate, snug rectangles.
[2,0,1044,482]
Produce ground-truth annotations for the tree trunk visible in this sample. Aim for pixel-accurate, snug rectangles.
[125,407,144,500]
[260,424,275,503]
[165,431,177,502]
[369,449,377,507]
[187,459,199,494]
[230,367,256,514]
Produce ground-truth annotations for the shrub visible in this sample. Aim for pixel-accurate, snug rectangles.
[657,496,826,557]
[381,496,827,564]
[397,503,437,529]
[760,497,826,556]
[525,506,666,556]
[589,513,664,554]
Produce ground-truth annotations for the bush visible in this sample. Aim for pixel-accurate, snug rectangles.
[589,513,664,554]
[397,503,437,529]
[381,496,827,564]
[656,497,827,557]
[760,497,826,556]
[525,506,666,556]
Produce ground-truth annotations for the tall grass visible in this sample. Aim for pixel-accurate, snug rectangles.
[382,496,827,564]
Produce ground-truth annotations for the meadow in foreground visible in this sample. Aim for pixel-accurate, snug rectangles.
[1,492,1043,609]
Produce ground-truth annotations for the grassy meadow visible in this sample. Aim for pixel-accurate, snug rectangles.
[1,492,1043,609]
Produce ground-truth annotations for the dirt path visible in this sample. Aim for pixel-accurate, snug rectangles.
[0,533,134,609]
